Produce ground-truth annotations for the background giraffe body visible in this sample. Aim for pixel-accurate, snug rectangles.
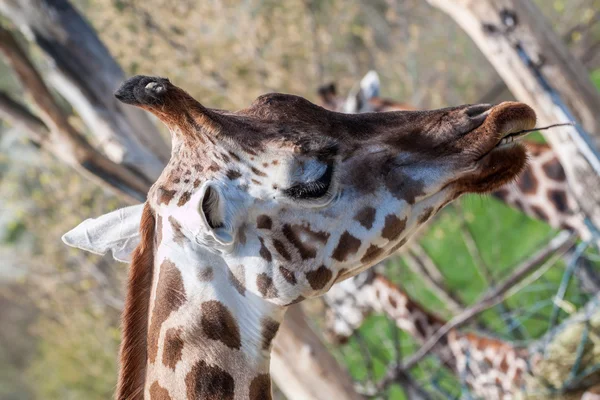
[325,270,531,399]
[62,75,537,399]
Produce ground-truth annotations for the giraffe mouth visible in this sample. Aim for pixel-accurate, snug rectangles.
[480,102,536,155]
[494,118,538,148]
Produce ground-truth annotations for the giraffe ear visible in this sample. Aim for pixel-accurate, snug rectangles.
[61,204,144,263]
[343,71,380,113]
[199,183,234,246]
[359,70,380,100]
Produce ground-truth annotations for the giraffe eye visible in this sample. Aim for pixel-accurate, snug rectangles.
[283,162,335,200]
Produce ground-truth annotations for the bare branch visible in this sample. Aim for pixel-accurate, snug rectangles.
[0,26,150,201]
[0,91,49,141]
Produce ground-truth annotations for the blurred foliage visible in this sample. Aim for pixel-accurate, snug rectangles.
[0,0,599,399]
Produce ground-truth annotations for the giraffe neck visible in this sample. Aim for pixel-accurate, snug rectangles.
[326,271,530,397]
[143,217,284,400]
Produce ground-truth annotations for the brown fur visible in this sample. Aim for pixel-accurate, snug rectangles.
[249,374,272,400]
[331,231,361,262]
[354,206,377,230]
[116,203,155,400]
[305,265,333,290]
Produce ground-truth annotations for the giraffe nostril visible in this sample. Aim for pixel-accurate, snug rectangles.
[465,104,492,118]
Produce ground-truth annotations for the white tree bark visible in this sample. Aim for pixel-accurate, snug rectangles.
[0,0,170,181]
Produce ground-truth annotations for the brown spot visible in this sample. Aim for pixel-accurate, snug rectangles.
[513,199,525,211]
[185,360,234,400]
[418,207,434,224]
[385,171,426,204]
[381,214,407,241]
[148,259,186,363]
[305,265,333,290]
[282,223,330,259]
[173,178,180,184]
[156,214,163,246]
[332,231,362,262]
[208,163,220,172]
[272,160,279,165]
[228,151,241,162]
[286,295,305,305]
[256,273,278,298]
[169,216,186,245]
[261,317,280,351]
[542,158,566,182]
[220,152,231,163]
[198,266,214,282]
[249,374,272,400]
[149,381,172,400]
[360,244,384,264]
[279,266,296,285]
[517,168,537,194]
[251,167,267,177]
[228,266,246,296]
[193,179,201,188]
[200,300,241,349]
[388,295,397,308]
[183,179,190,184]
[162,328,184,370]
[273,239,291,261]
[355,206,377,230]
[257,215,272,229]
[193,163,202,172]
[158,187,177,205]
[226,169,242,180]
[238,226,247,245]
[251,179,262,185]
[177,191,192,206]
[548,189,569,213]
[258,237,272,262]
[531,205,549,222]
[262,163,269,168]
[492,187,509,201]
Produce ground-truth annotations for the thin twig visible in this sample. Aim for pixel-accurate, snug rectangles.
[405,245,465,313]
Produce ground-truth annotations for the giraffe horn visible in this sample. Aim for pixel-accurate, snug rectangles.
[115,75,222,136]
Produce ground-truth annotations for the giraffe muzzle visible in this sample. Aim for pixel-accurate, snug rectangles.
[114,75,170,106]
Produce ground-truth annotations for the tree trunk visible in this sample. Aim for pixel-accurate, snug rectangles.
[271,305,363,400]
[0,0,169,181]
[427,0,600,229]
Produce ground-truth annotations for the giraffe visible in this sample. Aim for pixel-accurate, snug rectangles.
[323,269,532,399]
[61,75,536,399]
[316,71,589,238]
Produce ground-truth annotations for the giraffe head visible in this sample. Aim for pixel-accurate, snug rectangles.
[66,75,536,304]
[61,76,536,398]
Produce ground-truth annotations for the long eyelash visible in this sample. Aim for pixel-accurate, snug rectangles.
[283,162,335,200]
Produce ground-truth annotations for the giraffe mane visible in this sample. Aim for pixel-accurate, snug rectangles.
[117,202,155,400]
